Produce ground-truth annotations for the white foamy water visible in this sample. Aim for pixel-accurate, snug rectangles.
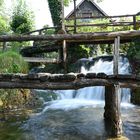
[42,99,105,112]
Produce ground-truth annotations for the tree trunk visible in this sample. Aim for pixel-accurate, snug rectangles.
[48,0,62,28]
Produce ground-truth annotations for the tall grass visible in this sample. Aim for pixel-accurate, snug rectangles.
[0,51,28,73]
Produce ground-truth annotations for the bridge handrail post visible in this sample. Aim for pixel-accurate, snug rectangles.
[62,40,67,73]
[133,15,137,30]
[73,0,77,33]
[113,36,120,76]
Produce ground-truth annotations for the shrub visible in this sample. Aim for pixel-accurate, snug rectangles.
[0,51,28,73]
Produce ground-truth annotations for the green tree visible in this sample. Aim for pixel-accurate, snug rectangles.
[0,0,4,8]
[10,0,34,34]
[0,15,9,34]
[0,0,10,34]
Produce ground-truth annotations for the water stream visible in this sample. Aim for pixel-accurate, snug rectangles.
[0,56,140,140]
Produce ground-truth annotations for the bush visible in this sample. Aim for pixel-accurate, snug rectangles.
[0,51,28,73]
[127,38,140,60]
[68,44,90,63]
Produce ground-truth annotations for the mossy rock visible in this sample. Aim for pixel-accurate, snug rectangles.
[131,88,140,105]
[33,90,57,102]
[0,89,43,111]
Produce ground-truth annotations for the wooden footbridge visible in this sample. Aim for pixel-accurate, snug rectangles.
[0,13,140,137]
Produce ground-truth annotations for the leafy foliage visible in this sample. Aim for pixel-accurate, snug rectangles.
[10,0,34,34]
[0,0,10,35]
[127,38,140,59]
[0,15,9,34]
[0,51,28,73]
[0,0,3,6]
[68,44,90,63]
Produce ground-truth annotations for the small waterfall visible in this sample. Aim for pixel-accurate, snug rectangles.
[40,56,132,112]
[56,56,131,103]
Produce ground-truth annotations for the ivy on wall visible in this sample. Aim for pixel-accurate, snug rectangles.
[48,0,62,27]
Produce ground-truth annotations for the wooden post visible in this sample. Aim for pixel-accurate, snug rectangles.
[33,41,37,47]
[113,36,120,76]
[104,85,122,137]
[61,0,65,32]
[39,30,42,35]
[73,0,77,33]
[133,15,137,30]
[33,30,42,47]
[2,42,7,52]
[58,48,63,62]
[61,0,67,72]
[63,40,67,72]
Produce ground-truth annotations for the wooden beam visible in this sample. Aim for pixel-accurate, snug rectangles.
[0,30,140,42]
[23,57,61,63]
[113,36,120,75]
[0,73,140,89]
[20,44,61,57]
[23,26,59,35]
[66,14,138,20]
[65,22,136,28]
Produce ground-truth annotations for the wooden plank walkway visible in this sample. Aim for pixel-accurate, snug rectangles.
[0,73,139,89]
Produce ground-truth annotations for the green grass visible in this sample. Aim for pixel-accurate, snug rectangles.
[0,51,28,73]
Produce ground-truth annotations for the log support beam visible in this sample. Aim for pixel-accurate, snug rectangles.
[104,85,122,137]
[0,73,140,89]
[0,30,140,42]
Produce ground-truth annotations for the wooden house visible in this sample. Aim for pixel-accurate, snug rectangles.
[65,0,108,19]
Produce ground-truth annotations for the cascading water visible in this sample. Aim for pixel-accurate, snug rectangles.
[42,56,132,112]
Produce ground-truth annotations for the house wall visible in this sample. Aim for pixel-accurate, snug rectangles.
[69,0,105,18]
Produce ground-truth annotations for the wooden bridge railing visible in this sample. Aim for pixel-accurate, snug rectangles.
[22,14,140,36]
[23,26,60,35]
[65,14,140,33]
